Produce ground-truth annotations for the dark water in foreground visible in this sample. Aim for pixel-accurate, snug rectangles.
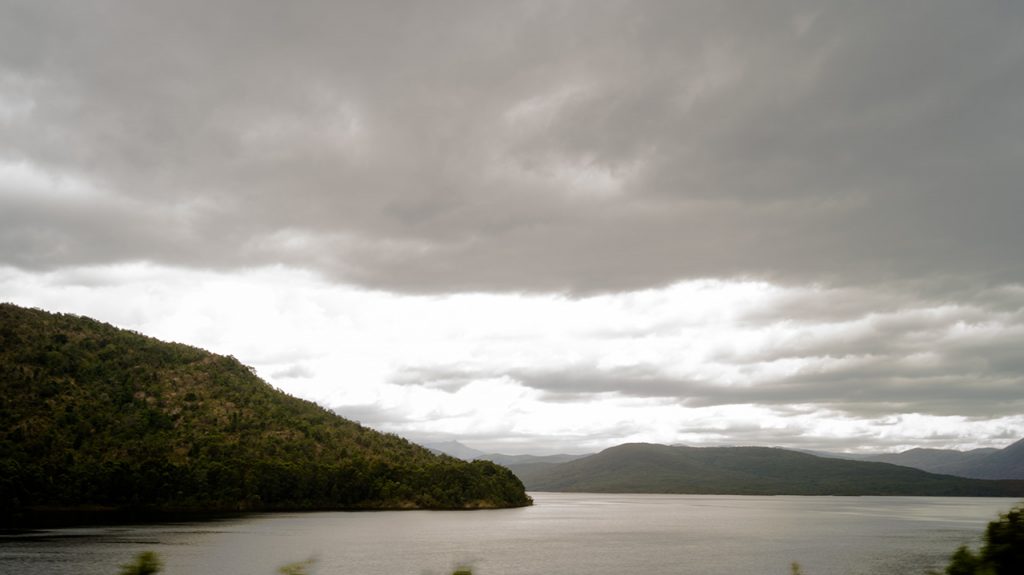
[1,493,1018,575]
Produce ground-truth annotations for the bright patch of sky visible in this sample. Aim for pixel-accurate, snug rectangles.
[3,263,1021,454]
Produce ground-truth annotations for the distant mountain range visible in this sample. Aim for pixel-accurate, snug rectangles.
[811,440,1024,480]
[425,441,585,467]
[431,437,1024,484]
[503,443,1024,496]
[429,439,1024,496]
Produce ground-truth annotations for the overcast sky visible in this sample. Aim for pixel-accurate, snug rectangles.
[3,0,1023,454]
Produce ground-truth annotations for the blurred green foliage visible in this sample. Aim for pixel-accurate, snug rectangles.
[936,505,1023,575]
[277,557,317,575]
[118,551,162,575]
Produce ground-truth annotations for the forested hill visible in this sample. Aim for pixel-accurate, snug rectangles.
[0,303,531,523]
[510,443,1024,496]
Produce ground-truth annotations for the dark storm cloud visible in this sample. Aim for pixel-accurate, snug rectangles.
[550,365,1024,418]
[738,283,1024,329]
[728,307,1015,365]
[3,1,1023,294]
[393,363,713,402]
[393,360,1024,418]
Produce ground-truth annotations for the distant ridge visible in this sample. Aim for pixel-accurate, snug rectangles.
[508,443,1024,496]
[0,303,531,524]
[964,439,1024,479]
[425,440,489,461]
[425,440,588,466]
[812,440,1024,480]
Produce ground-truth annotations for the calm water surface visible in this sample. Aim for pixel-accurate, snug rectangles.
[1,493,1018,575]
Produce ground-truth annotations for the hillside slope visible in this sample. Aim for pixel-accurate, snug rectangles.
[864,447,1002,476]
[0,303,530,521]
[510,443,1024,496]
[956,439,1024,480]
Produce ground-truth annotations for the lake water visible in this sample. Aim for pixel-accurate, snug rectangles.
[1,493,1019,575]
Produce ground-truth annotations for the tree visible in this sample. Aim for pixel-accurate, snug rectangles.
[939,505,1024,575]
[980,506,1023,573]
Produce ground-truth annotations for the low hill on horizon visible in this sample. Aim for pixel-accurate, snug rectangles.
[509,442,1024,496]
[0,303,531,523]
[425,437,1024,481]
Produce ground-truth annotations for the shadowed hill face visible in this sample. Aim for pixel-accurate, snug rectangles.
[966,439,1024,480]
[869,448,998,471]
[0,303,531,519]
[509,443,1024,496]
[846,441,1024,480]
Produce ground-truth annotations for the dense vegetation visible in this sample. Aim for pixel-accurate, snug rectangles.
[510,443,1024,496]
[935,504,1023,575]
[0,303,530,524]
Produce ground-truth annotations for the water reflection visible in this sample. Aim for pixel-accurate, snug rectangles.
[0,493,1016,575]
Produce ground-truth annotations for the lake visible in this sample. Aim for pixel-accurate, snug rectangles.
[1,493,1018,575]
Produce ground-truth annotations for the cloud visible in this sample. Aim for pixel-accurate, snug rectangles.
[2,1,1023,294]
[4,263,1023,452]
[3,2,1024,454]
[271,364,315,380]
[383,280,1024,429]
